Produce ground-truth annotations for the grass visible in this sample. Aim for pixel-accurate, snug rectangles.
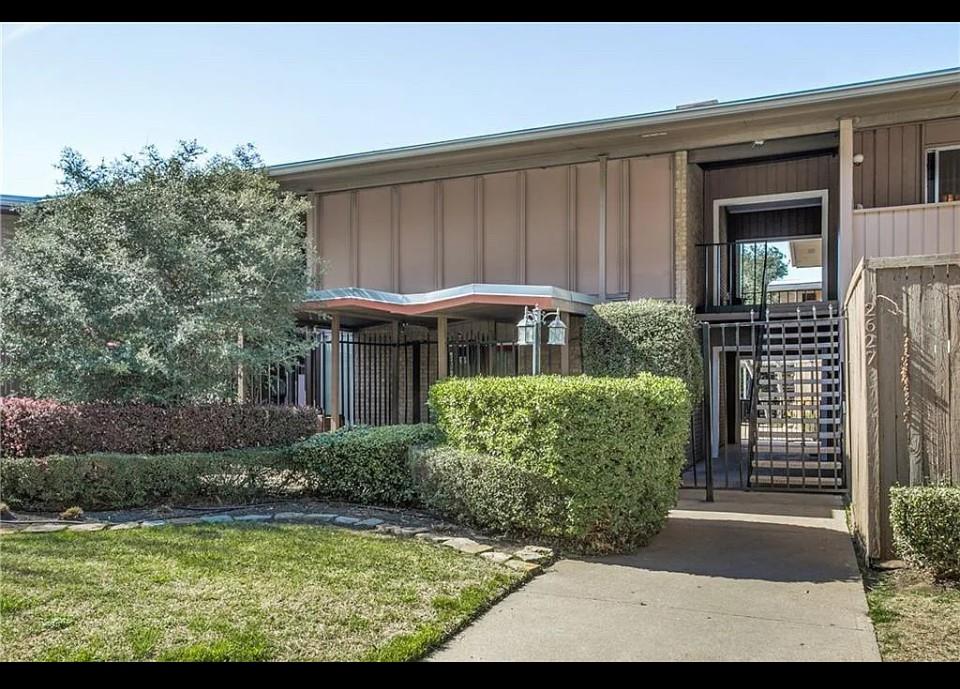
[0,523,524,661]
[864,567,960,661]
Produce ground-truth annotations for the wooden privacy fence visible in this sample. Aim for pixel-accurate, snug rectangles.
[844,254,960,561]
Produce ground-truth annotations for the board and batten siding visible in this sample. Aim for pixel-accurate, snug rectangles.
[311,155,675,300]
[844,255,960,561]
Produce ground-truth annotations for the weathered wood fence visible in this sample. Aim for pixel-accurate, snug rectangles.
[844,254,960,560]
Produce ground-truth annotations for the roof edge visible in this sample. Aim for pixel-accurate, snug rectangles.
[268,67,960,178]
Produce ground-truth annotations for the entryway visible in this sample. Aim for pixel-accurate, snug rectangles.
[429,490,879,662]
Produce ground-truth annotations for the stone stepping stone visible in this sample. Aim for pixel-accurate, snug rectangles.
[354,518,384,530]
[513,547,553,563]
[141,520,166,528]
[480,550,513,564]
[442,537,493,555]
[22,523,68,533]
[167,517,201,525]
[301,513,337,522]
[333,516,360,526]
[414,532,450,542]
[199,514,233,524]
[109,522,140,530]
[234,514,273,522]
[274,512,305,521]
[68,523,107,532]
[504,559,541,573]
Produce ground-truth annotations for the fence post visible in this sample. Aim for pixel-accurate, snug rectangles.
[330,314,341,430]
[437,316,448,379]
[390,321,400,425]
[701,321,714,502]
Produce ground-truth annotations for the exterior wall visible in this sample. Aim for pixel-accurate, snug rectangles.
[311,155,675,301]
[853,116,960,209]
[0,210,19,255]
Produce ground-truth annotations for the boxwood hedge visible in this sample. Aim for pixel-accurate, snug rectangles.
[0,447,298,511]
[410,444,571,538]
[428,374,691,552]
[582,300,702,400]
[890,485,960,580]
[288,424,443,506]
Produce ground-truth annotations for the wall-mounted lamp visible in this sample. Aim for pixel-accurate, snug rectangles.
[852,153,865,166]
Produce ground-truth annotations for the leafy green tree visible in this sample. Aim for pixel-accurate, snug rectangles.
[738,243,789,305]
[0,142,315,404]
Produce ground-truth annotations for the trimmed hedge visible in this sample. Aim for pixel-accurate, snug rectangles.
[289,424,443,506]
[0,447,298,511]
[428,374,691,552]
[890,485,960,580]
[410,445,570,538]
[0,397,318,458]
[582,300,702,399]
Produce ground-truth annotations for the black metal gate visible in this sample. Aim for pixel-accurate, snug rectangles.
[682,305,846,494]
[248,324,523,427]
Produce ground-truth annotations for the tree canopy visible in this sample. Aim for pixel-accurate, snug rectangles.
[738,242,789,305]
[0,142,314,404]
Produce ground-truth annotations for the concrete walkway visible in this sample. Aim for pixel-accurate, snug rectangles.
[431,490,880,661]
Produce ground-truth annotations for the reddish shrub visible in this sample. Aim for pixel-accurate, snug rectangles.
[0,397,318,458]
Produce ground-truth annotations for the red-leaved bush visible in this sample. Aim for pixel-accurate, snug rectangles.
[0,397,318,458]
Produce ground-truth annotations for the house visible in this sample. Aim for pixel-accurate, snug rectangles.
[266,68,960,497]
[0,195,39,253]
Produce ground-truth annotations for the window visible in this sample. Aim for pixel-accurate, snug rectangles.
[926,146,960,203]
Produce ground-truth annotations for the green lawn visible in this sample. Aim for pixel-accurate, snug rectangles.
[865,568,960,661]
[0,524,524,661]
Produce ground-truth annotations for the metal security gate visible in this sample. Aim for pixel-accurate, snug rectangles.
[682,305,845,493]
[248,324,523,427]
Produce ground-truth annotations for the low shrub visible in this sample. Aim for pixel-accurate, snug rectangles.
[410,445,570,538]
[890,485,960,580]
[0,447,298,511]
[582,300,702,400]
[428,374,691,552]
[289,424,443,506]
[0,397,318,457]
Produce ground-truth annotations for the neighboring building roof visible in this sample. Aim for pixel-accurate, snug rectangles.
[268,67,960,179]
[0,195,41,213]
[767,280,822,292]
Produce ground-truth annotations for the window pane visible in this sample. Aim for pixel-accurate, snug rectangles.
[927,150,937,203]
[938,149,960,203]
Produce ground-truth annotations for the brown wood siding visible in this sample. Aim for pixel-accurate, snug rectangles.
[727,206,822,242]
[853,124,923,209]
[853,117,960,210]
[702,152,839,298]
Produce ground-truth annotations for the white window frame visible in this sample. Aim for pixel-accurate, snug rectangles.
[924,144,960,204]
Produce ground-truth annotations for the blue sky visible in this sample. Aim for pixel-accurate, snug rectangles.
[2,22,958,196]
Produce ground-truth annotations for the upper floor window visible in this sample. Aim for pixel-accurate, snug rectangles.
[926,146,960,203]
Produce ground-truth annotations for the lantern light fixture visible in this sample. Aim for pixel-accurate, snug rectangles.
[515,305,566,374]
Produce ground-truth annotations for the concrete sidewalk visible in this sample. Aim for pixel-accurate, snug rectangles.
[430,490,880,661]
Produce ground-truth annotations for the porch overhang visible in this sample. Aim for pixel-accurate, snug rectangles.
[299,283,598,326]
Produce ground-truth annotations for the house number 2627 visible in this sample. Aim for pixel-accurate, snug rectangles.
[864,300,877,366]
